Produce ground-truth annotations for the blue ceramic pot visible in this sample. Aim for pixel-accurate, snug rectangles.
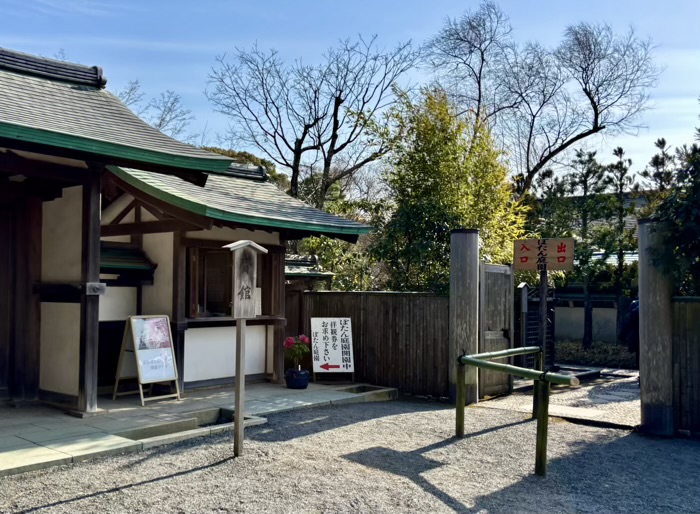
[285,368,310,389]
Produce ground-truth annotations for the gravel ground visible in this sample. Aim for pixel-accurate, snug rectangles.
[1,398,700,514]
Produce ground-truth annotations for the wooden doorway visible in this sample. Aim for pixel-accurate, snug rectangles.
[479,263,514,398]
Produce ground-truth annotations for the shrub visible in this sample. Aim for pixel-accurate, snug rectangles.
[556,340,638,369]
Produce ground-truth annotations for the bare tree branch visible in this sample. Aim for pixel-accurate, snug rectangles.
[207,36,419,207]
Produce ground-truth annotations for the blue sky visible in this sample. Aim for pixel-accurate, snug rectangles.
[1,0,699,173]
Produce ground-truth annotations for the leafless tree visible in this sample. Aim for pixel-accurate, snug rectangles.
[425,0,516,126]
[115,79,147,116]
[426,2,659,197]
[206,36,419,208]
[147,90,195,140]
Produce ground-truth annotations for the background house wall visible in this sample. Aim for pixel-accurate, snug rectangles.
[555,306,617,343]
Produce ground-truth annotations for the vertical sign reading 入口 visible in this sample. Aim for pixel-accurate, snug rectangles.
[311,318,355,373]
[513,238,575,271]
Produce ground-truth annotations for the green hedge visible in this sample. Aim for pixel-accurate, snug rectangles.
[556,340,638,370]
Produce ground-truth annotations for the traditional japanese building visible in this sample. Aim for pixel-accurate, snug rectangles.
[99,163,369,393]
[0,48,369,415]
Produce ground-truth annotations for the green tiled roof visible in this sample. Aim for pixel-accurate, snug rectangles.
[0,48,231,173]
[108,165,372,240]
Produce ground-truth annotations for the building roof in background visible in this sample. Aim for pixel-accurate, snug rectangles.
[108,164,372,242]
[285,255,335,278]
[0,47,232,176]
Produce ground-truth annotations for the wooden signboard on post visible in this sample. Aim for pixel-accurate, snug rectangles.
[112,315,181,406]
[310,318,355,382]
[222,240,268,457]
[513,238,575,378]
[513,238,575,272]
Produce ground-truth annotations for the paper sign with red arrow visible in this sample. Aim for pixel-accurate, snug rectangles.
[310,317,355,373]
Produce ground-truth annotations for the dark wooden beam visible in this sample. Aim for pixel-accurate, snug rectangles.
[182,238,285,254]
[0,138,208,187]
[108,173,213,230]
[12,196,42,403]
[79,168,101,413]
[172,232,187,392]
[272,240,287,384]
[101,220,200,237]
[0,150,88,184]
[108,199,136,225]
[137,201,171,221]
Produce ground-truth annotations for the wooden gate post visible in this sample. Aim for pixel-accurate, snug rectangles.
[449,229,479,409]
[638,220,674,436]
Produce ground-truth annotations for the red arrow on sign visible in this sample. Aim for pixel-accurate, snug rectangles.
[320,363,340,371]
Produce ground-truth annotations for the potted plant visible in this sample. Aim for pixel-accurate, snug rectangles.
[284,334,311,389]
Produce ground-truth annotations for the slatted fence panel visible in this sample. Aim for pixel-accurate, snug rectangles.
[285,292,450,397]
[672,299,700,436]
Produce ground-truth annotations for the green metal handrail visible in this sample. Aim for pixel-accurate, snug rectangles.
[455,345,581,477]
[458,355,579,386]
[462,346,542,361]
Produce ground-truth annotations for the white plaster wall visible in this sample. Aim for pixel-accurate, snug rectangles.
[101,205,135,243]
[187,227,280,246]
[183,325,266,382]
[555,307,618,343]
[40,186,83,395]
[40,303,80,395]
[42,185,82,282]
[99,287,137,321]
[141,232,173,317]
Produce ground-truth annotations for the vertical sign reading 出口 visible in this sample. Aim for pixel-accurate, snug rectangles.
[310,318,355,373]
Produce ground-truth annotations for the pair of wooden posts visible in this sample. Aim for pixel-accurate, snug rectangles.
[449,230,578,477]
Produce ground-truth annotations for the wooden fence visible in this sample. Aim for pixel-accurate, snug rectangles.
[672,298,700,435]
[285,291,450,397]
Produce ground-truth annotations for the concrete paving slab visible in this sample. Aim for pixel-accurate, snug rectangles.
[140,427,212,450]
[0,435,36,450]
[41,433,142,462]
[17,425,105,444]
[0,424,50,437]
[0,445,71,477]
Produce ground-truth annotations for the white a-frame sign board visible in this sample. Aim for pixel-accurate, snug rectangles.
[112,315,181,406]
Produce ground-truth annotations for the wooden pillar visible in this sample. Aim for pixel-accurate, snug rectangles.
[78,169,101,413]
[172,231,187,392]
[638,220,674,436]
[272,242,286,383]
[449,229,479,405]
[12,196,42,403]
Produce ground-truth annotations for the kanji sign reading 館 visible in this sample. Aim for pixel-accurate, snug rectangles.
[311,318,355,373]
[513,238,575,271]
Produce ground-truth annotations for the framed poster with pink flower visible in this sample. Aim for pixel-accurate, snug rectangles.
[310,318,355,373]
[112,315,181,406]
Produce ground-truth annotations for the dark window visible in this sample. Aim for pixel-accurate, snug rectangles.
[186,247,266,318]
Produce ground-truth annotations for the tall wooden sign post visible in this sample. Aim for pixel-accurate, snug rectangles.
[223,240,268,457]
[514,237,574,472]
